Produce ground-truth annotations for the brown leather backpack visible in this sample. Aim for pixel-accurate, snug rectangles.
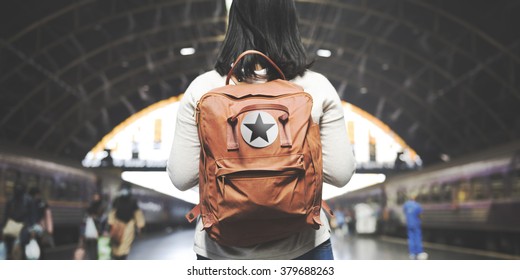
[186,50,332,247]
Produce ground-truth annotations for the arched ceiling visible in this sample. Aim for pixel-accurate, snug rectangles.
[1,0,519,166]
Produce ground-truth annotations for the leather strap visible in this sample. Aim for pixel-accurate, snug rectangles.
[278,115,292,148]
[227,117,240,150]
[321,201,334,217]
[186,204,200,223]
[226,50,286,85]
[186,205,215,232]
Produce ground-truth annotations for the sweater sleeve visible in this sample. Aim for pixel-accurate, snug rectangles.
[319,77,356,187]
[166,77,204,191]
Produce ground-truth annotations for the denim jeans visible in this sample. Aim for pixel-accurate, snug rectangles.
[293,239,334,260]
[196,239,334,260]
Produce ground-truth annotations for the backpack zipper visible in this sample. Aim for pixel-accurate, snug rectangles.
[220,170,301,180]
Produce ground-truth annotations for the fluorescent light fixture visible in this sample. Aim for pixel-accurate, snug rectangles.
[121,171,199,204]
[180,47,196,56]
[322,173,386,200]
[316,49,332,58]
[226,0,233,13]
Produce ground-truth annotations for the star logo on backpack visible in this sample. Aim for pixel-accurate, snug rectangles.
[240,111,278,148]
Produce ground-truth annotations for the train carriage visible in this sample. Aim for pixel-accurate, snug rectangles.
[0,146,194,246]
[331,141,520,254]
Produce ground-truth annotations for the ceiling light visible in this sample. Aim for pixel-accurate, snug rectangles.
[180,47,196,56]
[316,49,332,58]
[440,153,451,162]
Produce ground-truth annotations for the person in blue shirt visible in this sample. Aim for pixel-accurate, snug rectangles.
[403,195,428,260]
[333,206,347,237]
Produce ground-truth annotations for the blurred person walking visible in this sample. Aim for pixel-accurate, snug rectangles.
[1,183,37,259]
[108,183,145,260]
[333,206,347,237]
[28,186,54,259]
[79,192,106,260]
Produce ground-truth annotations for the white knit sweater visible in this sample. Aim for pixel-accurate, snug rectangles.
[167,69,356,259]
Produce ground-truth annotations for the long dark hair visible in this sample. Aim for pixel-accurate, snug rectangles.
[215,0,311,81]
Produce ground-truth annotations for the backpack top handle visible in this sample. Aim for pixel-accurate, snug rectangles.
[225,50,287,85]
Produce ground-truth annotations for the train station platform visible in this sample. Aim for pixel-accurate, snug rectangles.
[124,228,515,260]
[42,228,519,260]
[10,228,517,280]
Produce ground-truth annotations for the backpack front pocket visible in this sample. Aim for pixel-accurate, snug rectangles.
[214,155,307,223]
